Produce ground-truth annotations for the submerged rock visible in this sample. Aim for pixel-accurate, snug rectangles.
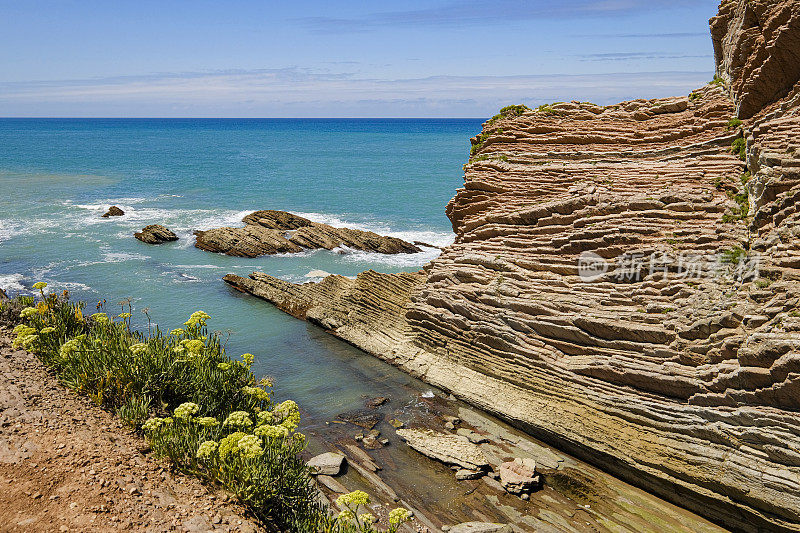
[134,225,179,245]
[101,206,124,218]
[395,428,489,471]
[195,210,421,257]
[336,409,382,430]
[364,396,389,409]
[307,452,346,476]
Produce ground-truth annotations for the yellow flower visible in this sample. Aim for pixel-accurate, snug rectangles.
[241,353,255,366]
[217,362,231,371]
[184,339,205,354]
[196,440,218,460]
[358,513,375,524]
[336,490,370,508]
[218,432,247,461]
[337,510,354,522]
[20,307,37,319]
[118,312,132,319]
[222,411,252,429]
[242,386,270,402]
[195,416,219,427]
[40,327,56,335]
[91,312,110,325]
[170,328,185,336]
[253,424,289,439]
[389,508,412,525]
[32,282,47,291]
[236,434,264,459]
[173,402,200,419]
[130,343,147,355]
[142,417,166,432]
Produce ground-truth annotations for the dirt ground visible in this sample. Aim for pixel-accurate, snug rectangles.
[0,328,263,532]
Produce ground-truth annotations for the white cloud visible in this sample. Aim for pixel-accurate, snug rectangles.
[0,69,712,118]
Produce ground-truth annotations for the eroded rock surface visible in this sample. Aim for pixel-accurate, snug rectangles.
[134,224,178,244]
[196,210,420,257]
[224,2,800,530]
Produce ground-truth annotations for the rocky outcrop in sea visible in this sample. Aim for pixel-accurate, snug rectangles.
[134,224,178,244]
[196,210,421,257]
[224,1,800,530]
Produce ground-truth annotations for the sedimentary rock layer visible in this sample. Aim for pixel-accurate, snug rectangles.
[226,2,800,531]
[196,210,420,257]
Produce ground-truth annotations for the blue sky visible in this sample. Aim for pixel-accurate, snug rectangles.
[0,0,721,117]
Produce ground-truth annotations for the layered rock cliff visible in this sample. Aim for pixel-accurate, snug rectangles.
[225,2,800,531]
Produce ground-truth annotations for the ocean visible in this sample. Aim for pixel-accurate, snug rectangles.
[0,117,482,422]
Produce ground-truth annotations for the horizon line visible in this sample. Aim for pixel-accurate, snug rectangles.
[0,116,489,120]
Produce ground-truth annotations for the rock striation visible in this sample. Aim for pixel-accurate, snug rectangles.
[195,210,421,257]
[134,224,178,244]
[224,2,800,531]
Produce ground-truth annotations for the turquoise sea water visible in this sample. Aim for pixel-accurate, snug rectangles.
[0,118,481,422]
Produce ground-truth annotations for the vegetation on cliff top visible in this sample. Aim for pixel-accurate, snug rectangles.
[469,104,530,157]
[1,287,411,533]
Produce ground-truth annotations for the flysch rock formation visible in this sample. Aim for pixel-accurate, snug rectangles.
[195,210,421,257]
[224,2,800,531]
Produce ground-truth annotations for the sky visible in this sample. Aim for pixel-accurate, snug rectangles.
[0,0,722,118]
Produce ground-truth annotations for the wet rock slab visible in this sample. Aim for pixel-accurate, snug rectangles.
[395,428,489,471]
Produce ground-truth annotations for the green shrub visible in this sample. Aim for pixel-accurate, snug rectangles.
[731,138,746,160]
[720,246,747,265]
[727,117,743,130]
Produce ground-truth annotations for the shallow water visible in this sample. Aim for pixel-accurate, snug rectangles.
[0,118,480,417]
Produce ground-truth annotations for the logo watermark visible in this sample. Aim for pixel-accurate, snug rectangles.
[578,249,759,283]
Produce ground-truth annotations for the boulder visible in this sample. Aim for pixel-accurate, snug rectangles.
[134,224,179,244]
[448,523,512,533]
[395,428,489,470]
[101,206,124,218]
[498,458,538,495]
[195,210,421,257]
[307,452,346,476]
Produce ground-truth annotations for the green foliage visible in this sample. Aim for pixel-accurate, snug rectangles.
[689,91,702,102]
[731,138,746,161]
[710,75,725,87]
[722,171,751,223]
[486,104,530,125]
[470,104,530,158]
[535,103,568,116]
[4,293,324,531]
[720,246,747,265]
[726,117,743,130]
